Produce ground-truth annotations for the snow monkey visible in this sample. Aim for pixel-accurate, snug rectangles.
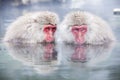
[4,11,59,43]
[56,11,115,45]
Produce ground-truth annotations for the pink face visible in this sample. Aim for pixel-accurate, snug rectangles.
[71,25,87,44]
[43,25,56,43]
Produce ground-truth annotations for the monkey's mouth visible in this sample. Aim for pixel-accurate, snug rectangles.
[76,38,84,44]
[75,34,85,44]
[43,39,55,44]
[45,37,54,43]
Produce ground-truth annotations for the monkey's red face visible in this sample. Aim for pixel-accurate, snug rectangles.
[71,25,87,44]
[43,25,56,43]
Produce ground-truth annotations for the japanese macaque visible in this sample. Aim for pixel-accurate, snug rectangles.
[56,11,116,45]
[4,11,59,43]
[5,43,58,74]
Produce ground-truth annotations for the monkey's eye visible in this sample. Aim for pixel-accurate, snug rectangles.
[44,27,50,32]
[52,27,56,32]
[80,27,87,33]
[47,27,51,30]
[71,28,79,33]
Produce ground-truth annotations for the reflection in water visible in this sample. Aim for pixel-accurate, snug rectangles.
[5,42,114,77]
[4,43,58,74]
[71,45,87,62]
[57,43,114,67]
[55,43,115,80]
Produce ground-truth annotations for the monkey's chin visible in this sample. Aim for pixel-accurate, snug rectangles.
[75,39,85,45]
[44,39,55,43]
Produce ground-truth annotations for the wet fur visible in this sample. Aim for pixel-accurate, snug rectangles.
[56,11,116,45]
[4,11,59,43]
